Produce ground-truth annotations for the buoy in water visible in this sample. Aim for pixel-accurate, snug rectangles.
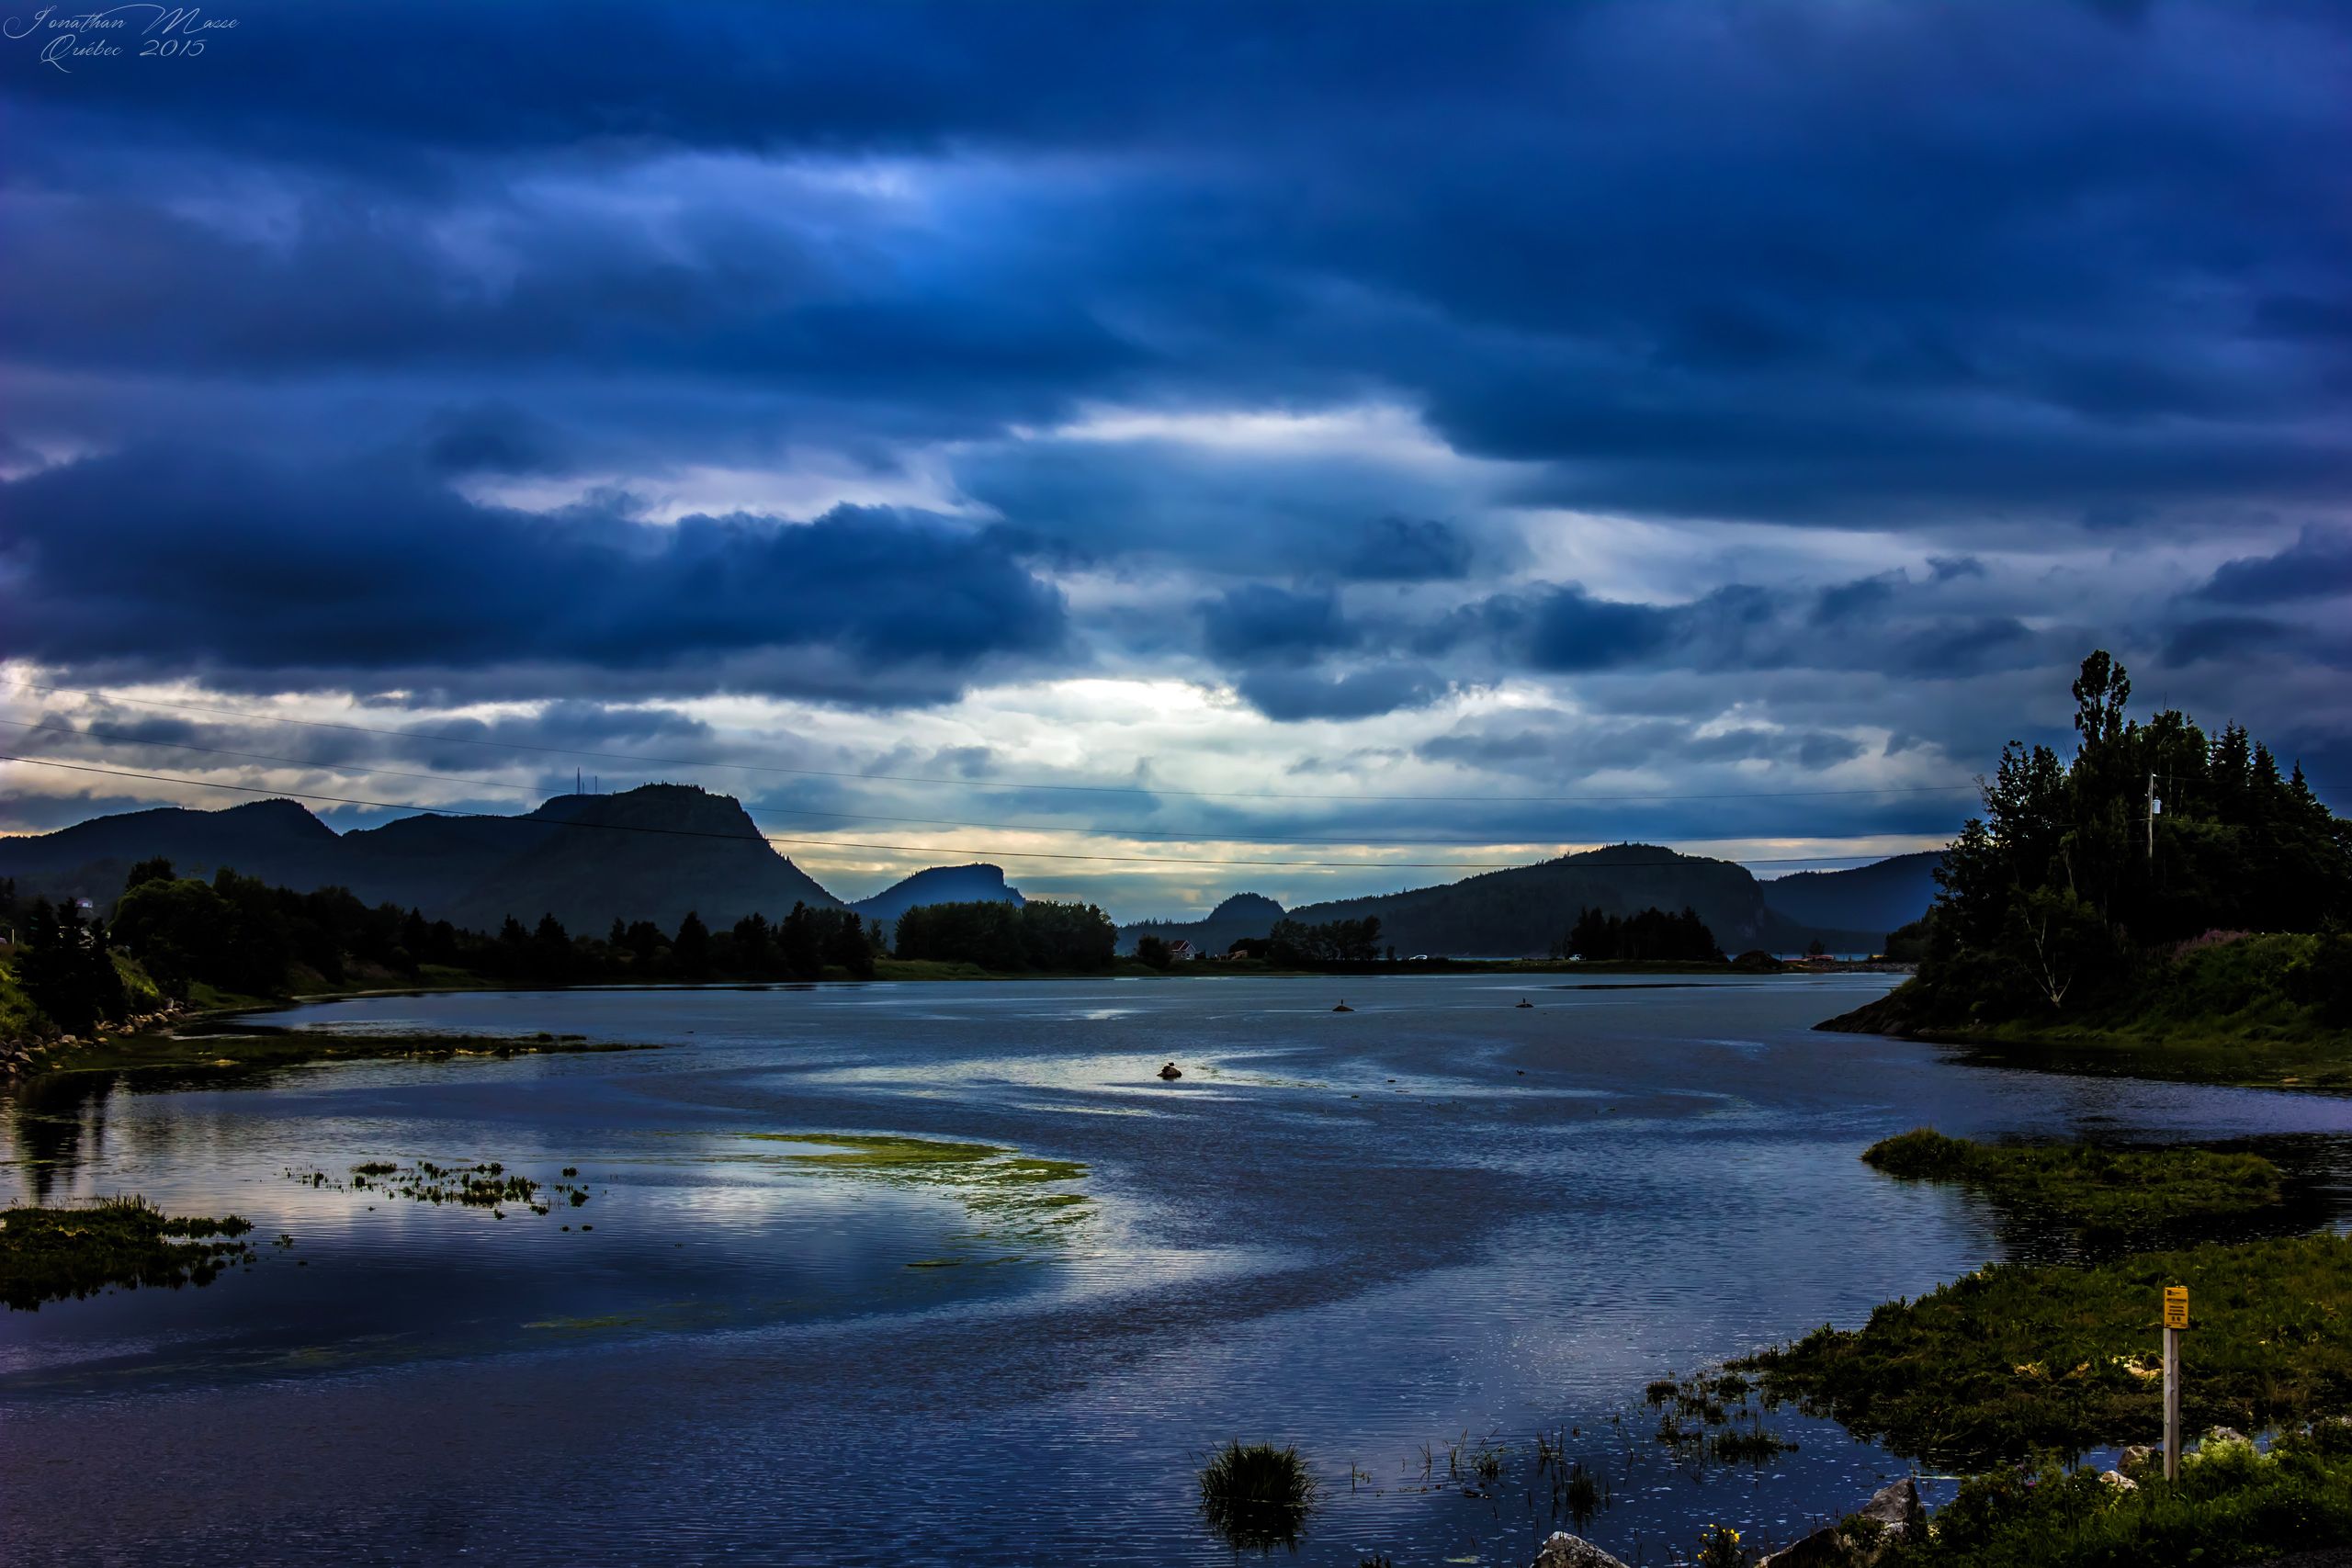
[1332,1000,1353,1012]
[1158,1062,1182,1080]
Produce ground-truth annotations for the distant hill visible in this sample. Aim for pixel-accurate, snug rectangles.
[1120,891,1285,954]
[1136,850,1883,959]
[0,784,843,933]
[0,797,343,905]
[1759,852,1942,942]
[850,863,1023,927]
[1281,844,1814,958]
[1,793,1917,958]
[430,787,842,933]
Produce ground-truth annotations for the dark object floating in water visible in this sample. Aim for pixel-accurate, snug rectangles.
[1517,998,1534,1008]
[1159,1062,1182,1080]
[1332,1000,1353,1012]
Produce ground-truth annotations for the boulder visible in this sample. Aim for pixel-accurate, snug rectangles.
[2098,1469,2138,1493]
[2120,1443,2155,1474]
[1858,1476,1926,1539]
[1158,1063,1182,1080]
[1757,1525,1856,1567]
[1531,1531,1630,1568]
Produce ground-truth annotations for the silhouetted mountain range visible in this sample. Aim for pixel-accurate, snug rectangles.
[0,785,840,935]
[1122,852,1887,957]
[1120,892,1286,954]
[1757,852,1943,942]
[1,789,1916,955]
[850,863,1023,926]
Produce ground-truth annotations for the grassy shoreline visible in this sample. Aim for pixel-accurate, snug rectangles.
[1820,935,2352,1094]
[27,1026,667,1078]
[1861,1128,2284,1238]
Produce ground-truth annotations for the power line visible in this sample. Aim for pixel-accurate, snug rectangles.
[0,716,1962,852]
[6,680,1987,807]
[0,753,1911,872]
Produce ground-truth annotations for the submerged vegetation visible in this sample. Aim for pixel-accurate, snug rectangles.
[745,1133,1091,1259]
[1742,1233,2352,1469]
[1861,1128,2283,1237]
[1,1196,254,1311]
[284,1159,597,1219]
[1645,1371,1798,1467]
[1197,1440,1317,1552]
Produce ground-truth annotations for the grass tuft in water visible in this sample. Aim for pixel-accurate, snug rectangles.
[1,1196,254,1311]
[1198,1439,1317,1552]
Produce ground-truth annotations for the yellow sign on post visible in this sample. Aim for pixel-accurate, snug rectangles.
[2165,1286,2189,1330]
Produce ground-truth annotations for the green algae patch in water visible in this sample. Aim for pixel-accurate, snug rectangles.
[1,1196,256,1311]
[742,1133,1092,1262]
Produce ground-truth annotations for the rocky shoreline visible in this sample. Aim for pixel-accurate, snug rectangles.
[0,1003,186,1082]
[1530,1477,1925,1567]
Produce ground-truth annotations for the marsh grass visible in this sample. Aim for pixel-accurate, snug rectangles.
[288,1159,597,1220]
[1742,1233,2352,1469]
[1863,1128,2281,1239]
[1,1195,254,1310]
[1198,1440,1317,1552]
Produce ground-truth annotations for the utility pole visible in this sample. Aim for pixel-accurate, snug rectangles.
[2147,773,2157,863]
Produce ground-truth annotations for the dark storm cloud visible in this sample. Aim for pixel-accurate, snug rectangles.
[1427,577,2052,683]
[0,0,2346,796]
[1521,589,1678,673]
[424,404,577,477]
[1235,665,1448,722]
[2196,525,2352,604]
[1198,586,1357,664]
[0,449,1067,704]
[1343,519,1476,581]
[5,0,2347,532]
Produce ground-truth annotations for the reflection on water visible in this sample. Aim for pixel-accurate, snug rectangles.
[4,974,2349,1567]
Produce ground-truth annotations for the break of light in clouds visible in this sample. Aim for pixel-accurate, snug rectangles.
[3,0,2349,918]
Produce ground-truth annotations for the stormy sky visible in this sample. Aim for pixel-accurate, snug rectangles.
[3,0,2348,917]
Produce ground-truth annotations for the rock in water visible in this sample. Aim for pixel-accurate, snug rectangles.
[1332,1000,1353,1012]
[1158,1062,1182,1080]
[1517,998,1533,1008]
[1531,1532,1630,1568]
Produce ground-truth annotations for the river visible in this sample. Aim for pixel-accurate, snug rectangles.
[6,974,2349,1566]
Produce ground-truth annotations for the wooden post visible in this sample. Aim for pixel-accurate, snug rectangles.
[2163,1285,2188,1481]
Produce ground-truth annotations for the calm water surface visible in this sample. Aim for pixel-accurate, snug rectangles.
[6,974,2350,1566]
